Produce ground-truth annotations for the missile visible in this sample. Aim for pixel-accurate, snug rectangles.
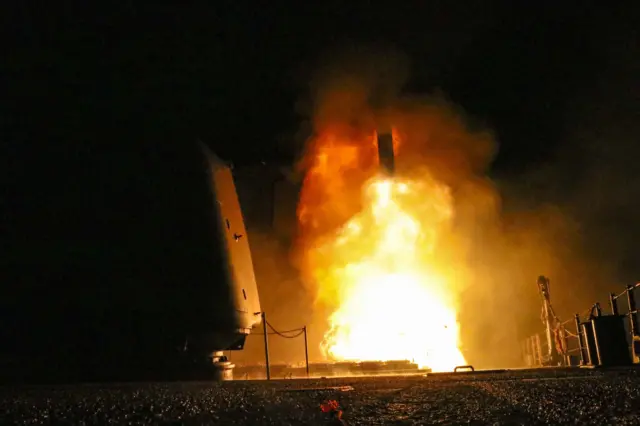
[376,125,395,175]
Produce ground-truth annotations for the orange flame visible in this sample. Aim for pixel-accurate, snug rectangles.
[297,126,467,372]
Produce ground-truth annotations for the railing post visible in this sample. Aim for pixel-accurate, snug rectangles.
[628,285,638,338]
[529,336,534,366]
[535,334,542,366]
[629,285,640,363]
[303,326,310,378]
[560,327,569,366]
[529,336,535,365]
[610,293,619,315]
[575,313,586,365]
[261,312,271,380]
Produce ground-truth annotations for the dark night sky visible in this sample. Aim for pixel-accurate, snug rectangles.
[2,2,639,373]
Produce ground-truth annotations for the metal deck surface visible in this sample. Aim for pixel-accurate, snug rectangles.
[2,368,640,425]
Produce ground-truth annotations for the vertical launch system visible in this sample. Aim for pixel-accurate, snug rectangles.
[186,145,262,378]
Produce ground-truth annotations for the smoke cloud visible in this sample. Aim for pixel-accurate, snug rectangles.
[291,44,616,368]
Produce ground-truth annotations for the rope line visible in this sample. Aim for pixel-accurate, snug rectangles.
[266,320,305,339]
[268,325,304,334]
[250,332,297,336]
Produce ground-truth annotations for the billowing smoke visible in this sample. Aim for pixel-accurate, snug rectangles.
[291,44,614,368]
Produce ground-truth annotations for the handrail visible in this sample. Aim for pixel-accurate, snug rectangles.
[612,283,640,301]
[613,289,628,301]
[525,278,640,368]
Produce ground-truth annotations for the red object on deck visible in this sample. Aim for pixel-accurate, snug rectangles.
[321,400,340,413]
[321,399,347,424]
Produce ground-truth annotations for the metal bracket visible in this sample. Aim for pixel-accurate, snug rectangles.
[454,365,475,373]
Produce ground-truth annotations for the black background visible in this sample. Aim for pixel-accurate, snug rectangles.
[2,1,639,377]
